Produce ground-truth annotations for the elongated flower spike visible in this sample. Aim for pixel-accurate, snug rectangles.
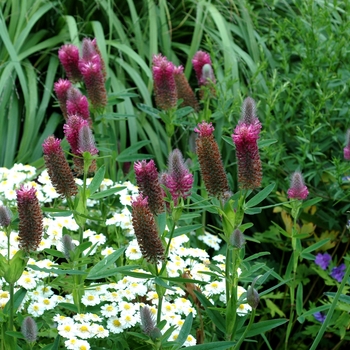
[79,38,107,110]
[66,86,91,124]
[134,160,164,214]
[161,149,193,205]
[173,65,199,111]
[287,171,309,200]
[152,54,177,110]
[131,194,165,263]
[58,44,82,83]
[195,121,230,198]
[54,79,72,120]
[16,186,43,252]
[344,129,350,160]
[42,136,78,198]
[140,305,162,340]
[21,316,38,342]
[232,97,262,190]
[0,205,12,227]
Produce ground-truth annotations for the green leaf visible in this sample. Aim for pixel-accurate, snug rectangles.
[237,318,288,337]
[184,342,236,350]
[324,292,350,304]
[138,103,161,119]
[86,265,146,280]
[176,312,193,347]
[86,247,125,280]
[58,302,78,313]
[296,283,303,316]
[245,183,275,208]
[173,224,202,237]
[301,197,323,209]
[300,239,330,259]
[41,335,61,350]
[3,288,27,314]
[174,106,194,119]
[116,140,152,162]
[89,186,127,200]
[243,252,270,262]
[194,290,226,333]
[88,166,106,196]
[258,139,277,148]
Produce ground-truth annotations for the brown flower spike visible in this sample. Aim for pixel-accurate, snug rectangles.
[42,136,78,198]
[16,186,43,252]
[195,122,230,198]
[131,194,164,263]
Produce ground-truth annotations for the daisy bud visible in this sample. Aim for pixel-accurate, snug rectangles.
[21,316,38,342]
[66,87,91,124]
[42,136,78,198]
[174,65,199,111]
[161,149,193,205]
[54,79,71,120]
[131,195,165,263]
[195,122,230,198]
[287,171,309,200]
[232,97,262,190]
[58,44,82,83]
[152,54,177,110]
[16,186,43,252]
[0,205,12,227]
[344,129,350,160]
[134,160,164,215]
[140,305,161,340]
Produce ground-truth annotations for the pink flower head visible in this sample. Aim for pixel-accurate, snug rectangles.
[66,86,91,123]
[192,51,216,86]
[54,79,72,119]
[16,185,43,252]
[63,114,90,155]
[134,160,164,214]
[232,97,262,189]
[152,54,177,110]
[344,129,350,160]
[82,38,98,61]
[287,171,309,200]
[194,121,215,137]
[161,149,193,205]
[58,44,82,83]
[79,54,107,110]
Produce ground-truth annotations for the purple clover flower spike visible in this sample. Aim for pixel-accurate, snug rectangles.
[152,54,177,110]
[192,51,215,86]
[161,149,193,205]
[315,252,332,270]
[287,171,309,200]
[0,205,12,227]
[313,311,326,323]
[58,44,82,83]
[343,129,350,160]
[54,79,72,120]
[330,263,346,282]
[78,125,99,156]
[66,87,91,124]
[63,115,90,156]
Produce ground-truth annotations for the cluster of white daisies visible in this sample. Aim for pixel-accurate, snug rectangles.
[0,164,252,349]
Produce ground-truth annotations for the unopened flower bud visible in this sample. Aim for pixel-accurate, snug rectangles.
[62,234,75,261]
[21,316,38,342]
[140,305,161,340]
[247,285,260,309]
[230,229,245,249]
[0,205,12,227]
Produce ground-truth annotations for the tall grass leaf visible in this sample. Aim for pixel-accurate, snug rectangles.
[91,21,109,68]
[65,15,80,45]
[296,283,303,316]
[183,342,236,350]
[237,318,288,337]
[4,92,19,167]
[159,0,171,58]
[148,0,158,56]
[245,182,276,208]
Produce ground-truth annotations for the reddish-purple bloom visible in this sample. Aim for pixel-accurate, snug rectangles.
[330,263,346,282]
[192,51,216,86]
[173,65,199,111]
[313,312,326,323]
[16,186,43,252]
[77,125,99,156]
[315,252,332,270]
[66,87,91,124]
[134,160,164,214]
[54,79,72,120]
[58,44,82,83]
[232,97,262,189]
[343,129,350,160]
[63,115,89,155]
[131,194,164,263]
[287,171,309,200]
[42,136,78,198]
[195,122,230,198]
[152,54,177,110]
[161,149,193,205]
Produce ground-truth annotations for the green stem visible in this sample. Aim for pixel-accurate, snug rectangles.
[8,283,14,332]
[234,309,257,349]
[310,262,350,350]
